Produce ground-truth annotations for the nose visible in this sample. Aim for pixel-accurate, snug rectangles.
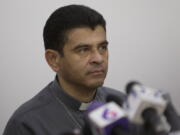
[90,49,104,65]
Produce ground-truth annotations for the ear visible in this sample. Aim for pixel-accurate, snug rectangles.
[45,49,61,72]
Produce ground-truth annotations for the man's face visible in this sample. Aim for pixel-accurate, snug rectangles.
[58,25,108,89]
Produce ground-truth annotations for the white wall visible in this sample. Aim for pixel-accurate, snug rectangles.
[0,0,180,134]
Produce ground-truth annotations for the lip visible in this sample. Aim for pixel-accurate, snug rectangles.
[88,69,104,76]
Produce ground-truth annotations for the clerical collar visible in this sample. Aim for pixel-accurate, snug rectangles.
[49,77,102,111]
[79,102,92,111]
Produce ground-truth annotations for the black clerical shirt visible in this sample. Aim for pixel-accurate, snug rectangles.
[3,78,125,135]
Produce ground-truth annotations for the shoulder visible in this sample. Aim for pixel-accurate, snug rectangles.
[3,82,56,135]
[9,82,54,123]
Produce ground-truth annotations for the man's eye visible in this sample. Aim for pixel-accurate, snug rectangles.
[99,44,108,51]
[78,47,89,53]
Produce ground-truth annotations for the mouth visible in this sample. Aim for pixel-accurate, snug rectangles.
[88,69,105,76]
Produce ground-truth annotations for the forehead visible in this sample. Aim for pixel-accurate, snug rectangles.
[65,25,106,47]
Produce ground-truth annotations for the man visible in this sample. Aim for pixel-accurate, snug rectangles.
[3,4,125,135]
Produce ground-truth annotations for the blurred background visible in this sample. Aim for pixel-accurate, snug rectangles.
[0,0,180,134]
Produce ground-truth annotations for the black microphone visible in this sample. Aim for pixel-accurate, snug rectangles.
[162,92,180,132]
[106,94,125,107]
[106,94,143,135]
[106,95,132,135]
[125,81,168,135]
[84,100,131,135]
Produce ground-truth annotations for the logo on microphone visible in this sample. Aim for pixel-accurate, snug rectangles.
[102,108,118,121]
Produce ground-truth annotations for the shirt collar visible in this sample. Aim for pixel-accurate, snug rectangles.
[50,76,103,111]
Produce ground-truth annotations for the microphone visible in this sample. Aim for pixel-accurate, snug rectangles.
[162,92,180,134]
[124,81,168,134]
[106,94,124,107]
[106,94,143,135]
[82,102,103,135]
[85,101,131,135]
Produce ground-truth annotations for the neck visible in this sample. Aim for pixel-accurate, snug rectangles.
[58,76,96,103]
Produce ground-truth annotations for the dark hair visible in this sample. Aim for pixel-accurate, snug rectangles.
[43,4,106,55]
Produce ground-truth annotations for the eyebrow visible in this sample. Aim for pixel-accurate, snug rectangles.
[98,40,109,46]
[73,44,90,50]
[72,40,109,51]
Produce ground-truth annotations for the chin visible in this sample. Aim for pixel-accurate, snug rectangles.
[86,79,105,89]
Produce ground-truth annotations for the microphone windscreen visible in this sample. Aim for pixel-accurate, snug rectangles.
[125,81,141,94]
[106,95,124,107]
